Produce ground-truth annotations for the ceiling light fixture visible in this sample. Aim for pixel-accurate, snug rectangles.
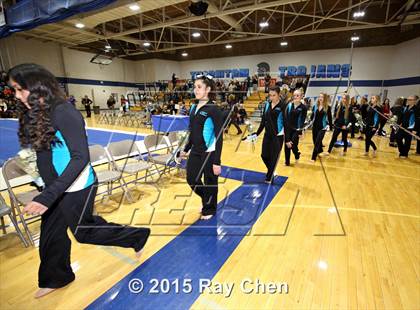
[143,42,151,47]
[129,4,140,11]
[181,52,188,57]
[351,36,360,42]
[353,11,365,18]
[192,32,201,38]
[259,20,269,28]
[280,41,288,46]
[225,44,232,49]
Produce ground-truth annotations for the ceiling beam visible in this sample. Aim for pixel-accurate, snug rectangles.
[106,0,305,39]
[169,25,274,36]
[293,0,371,33]
[18,33,73,45]
[262,7,379,26]
[121,19,420,57]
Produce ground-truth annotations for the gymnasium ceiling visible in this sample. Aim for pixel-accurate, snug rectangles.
[16,0,420,61]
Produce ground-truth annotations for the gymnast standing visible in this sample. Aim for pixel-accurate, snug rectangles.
[364,95,381,156]
[8,64,150,298]
[310,93,332,161]
[284,89,307,166]
[181,75,224,220]
[253,86,286,183]
[327,94,352,155]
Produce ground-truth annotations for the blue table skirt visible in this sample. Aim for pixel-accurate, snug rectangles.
[152,114,189,132]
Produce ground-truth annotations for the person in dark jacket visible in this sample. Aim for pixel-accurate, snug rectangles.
[106,95,116,110]
[181,75,224,220]
[310,93,332,161]
[253,86,286,183]
[349,97,360,138]
[9,63,150,299]
[389,97,404,147]
[327,94,352,155]
[284,89,307,165]
[364,95,381,156]
[225,103,242,135]
[396,95,418,158]
[357,96,368,140]
[81,95,92,117]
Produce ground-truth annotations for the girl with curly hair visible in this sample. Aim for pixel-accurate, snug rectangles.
[9,63,150,298]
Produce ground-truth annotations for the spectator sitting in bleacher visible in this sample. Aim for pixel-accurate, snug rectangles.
[178,102,188,115]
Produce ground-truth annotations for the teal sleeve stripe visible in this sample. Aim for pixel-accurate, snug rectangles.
[277,112,283,132]
[374,112,379,126]
[52,130,71,176]
[409,113,415,128]
[190,104,197,115]
[203,117,215,149]
[265,102,270,113]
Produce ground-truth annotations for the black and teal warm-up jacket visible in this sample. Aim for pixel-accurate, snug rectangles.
[33,101,95,208]
[365,105,380,129]
[255,101,285,137]
[311,105,333,130]
[184,101,224,165]
[399,105,417,130]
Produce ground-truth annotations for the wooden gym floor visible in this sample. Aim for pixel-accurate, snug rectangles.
[0,115,419,309]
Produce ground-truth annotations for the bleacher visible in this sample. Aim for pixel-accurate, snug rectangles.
[243,91,266,122]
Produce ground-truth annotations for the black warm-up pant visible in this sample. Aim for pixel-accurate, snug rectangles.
[396,129,413,157]
[261,134,283,181]
[284,130,300,165]
[85,105,91,117]
[390,127,397,144]
[311,127,327,161]
[38,185,150,288]
[365,127,377,152]
[186,152,218,216]
[350,121,357,138]
[378,118,387,135]
[328,127,349,152]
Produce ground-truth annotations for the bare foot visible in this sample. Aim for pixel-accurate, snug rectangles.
[135,249,144,259]
[200,215,213,220]
[35,288,57,299]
